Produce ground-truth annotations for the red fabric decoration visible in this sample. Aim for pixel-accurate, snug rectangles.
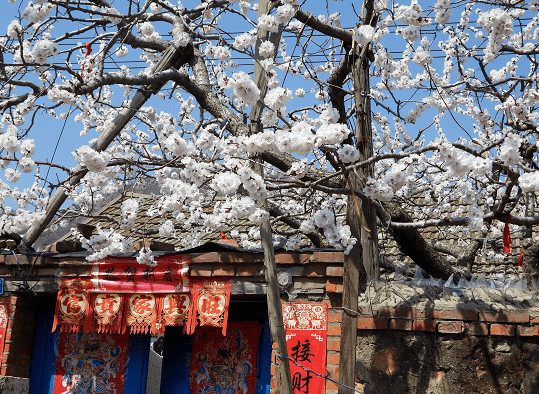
[85,43,92,57]
[220,231,227,239]
[282,303,328,394]
[84,293,124,334]
[503,214,512,254]
[189,322,259,394]
[0,303,9,361]
[158,293,190,334]
[53,287,90,333]
[123,293,158,335]
[517,249,524,267]
[52,332,128,394]
[187,280,231,336]
[91,255,190,293]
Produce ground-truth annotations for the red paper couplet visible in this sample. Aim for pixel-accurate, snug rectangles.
[187,280,231,336]
[0,303,9,361]
[189,321,259,394]
[282,303,328,394]
[91,254,189,293]
[52,332,129,394]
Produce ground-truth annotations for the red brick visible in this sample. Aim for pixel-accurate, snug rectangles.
[235,265,262,276]
[437,321,462,334]
[190,269,212,277]
[306,264,325,277]
[413,320,437,332]
[433,309,478,321]
[389,319,412,331]
[61,267,79,277]
[326,366,339,377]
[327,354,340,364]
[327,326,341,336]
[270,377,277,389]
[191,253,219,263]
[270,365,276,376]
[465,322,489,336]
[358,317,388,330]
[325,280,343,294]
[326,266,344,277]
[37,268,57,276]
[517,325,539,336]
[311,251,343,263]
[220,252,263,264]
[326,381,339,390]
[328,310,342,323]
[327,339,340,351]
[275,253,310,265]
[479,311,529,324]
[531,316,539,324]
[490,324,515,336]
[213,266,235,276]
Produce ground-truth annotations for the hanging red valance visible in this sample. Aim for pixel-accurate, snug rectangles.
[54,256,230,335]
[187,280,232,336]
[0,303,9,361]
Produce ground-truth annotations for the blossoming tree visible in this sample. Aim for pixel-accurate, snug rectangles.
[1,0,539,283]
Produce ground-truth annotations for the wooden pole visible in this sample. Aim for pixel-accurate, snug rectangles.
[339,2,378,393]
[24,33,188,246]
[249,0,291,391]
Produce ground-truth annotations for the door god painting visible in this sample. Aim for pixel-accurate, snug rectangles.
[52,332,129,394]
[189,321,259,394]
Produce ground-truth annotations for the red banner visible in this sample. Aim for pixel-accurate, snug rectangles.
[52,332,129,394]
[84,293,124,333]
[158,293,190,333]
[189,321,259,394]
[122,293,158,335]
[91,255,189,293]
[282,303,328,394]
[53,289,90,333]
[0,303,8,361]
[187,280,231,336]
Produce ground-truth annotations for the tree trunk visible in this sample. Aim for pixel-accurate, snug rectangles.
[383,202,460,280]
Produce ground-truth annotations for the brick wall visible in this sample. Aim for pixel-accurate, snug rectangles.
[1,294,37,378]
[2,247,539,393]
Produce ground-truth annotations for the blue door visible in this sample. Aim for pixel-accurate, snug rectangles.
[160,302,271,394]
[29,305,150,394]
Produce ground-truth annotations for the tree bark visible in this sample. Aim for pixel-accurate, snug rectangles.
[383,202,460,280]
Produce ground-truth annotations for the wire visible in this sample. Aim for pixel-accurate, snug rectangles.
[276,353,365,394]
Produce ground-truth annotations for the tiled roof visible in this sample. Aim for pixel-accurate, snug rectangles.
[57,192,528,277]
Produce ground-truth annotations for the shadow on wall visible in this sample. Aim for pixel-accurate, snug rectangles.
[355,327,539,394]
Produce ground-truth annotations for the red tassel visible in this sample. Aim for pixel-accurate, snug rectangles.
[517,250,524,267]
[85,42,93,57]
[503,214,511,254]
[220,231,227,240]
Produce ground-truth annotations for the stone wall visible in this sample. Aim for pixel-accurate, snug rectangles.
[356,330,539,394]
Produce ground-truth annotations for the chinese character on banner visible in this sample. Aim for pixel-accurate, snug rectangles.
[52,281,93,333]
[189,322,259,394]
[158,294,190,333]
[0,303,8,360]
[123,293,158,334]
[91,255,189,293]
[84,293,124,334]
[282,303,328,394]
[187,280,231,336]
[52,332,129,394]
